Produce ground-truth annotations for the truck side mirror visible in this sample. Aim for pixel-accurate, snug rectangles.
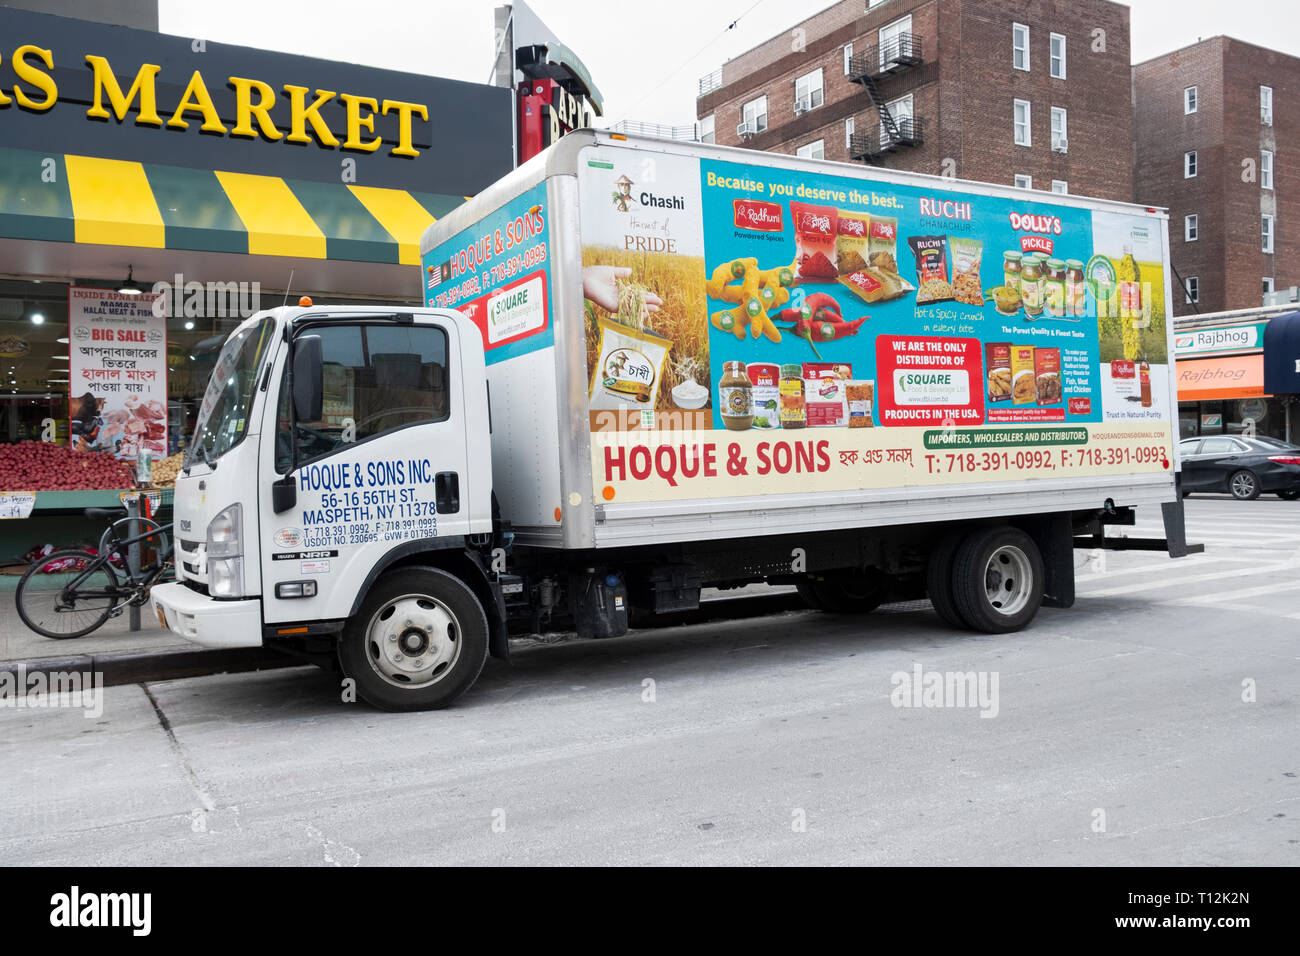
[293,334,323,422]
[272,475,297,514]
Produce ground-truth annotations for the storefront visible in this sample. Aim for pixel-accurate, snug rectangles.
[0,6,515,551]
[1173,310,1295,443]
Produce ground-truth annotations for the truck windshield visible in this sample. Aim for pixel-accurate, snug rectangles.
[186,318,276,468]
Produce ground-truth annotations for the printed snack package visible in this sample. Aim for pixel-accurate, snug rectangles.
[791,202,839,280]
[868,217,899,274]
[836,211,871,275]
[1035,348,1062,405]
[949,237,985,306]
[908,235,954,304]
[802,362,852,381]
[804,376,848,427]
[1011,345,1037,405]
[985,342,1012,403]
[589,317,672,410]
[838,267,914,304]
[845,380,875,427]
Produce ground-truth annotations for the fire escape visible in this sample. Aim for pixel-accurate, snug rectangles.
[847,33,924,164]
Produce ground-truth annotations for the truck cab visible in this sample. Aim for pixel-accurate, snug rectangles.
[151,304,503,710]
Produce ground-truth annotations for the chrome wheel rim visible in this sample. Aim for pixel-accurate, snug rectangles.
[1231,472,1256,498]
[983,546,1033,616]
[364,593,461,688]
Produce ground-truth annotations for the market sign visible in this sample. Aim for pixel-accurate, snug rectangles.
[1175,327,1263,361]
[1172,322,1266,356]
[68,286,167,461]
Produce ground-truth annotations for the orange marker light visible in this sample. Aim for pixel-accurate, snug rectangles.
[298,296,313,307]
[554,506,562,522]
[602,485,615,501]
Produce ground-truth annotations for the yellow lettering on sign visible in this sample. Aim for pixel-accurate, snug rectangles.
[167,70,226,132]
[284,85,340,147]
[0,53,9,106]
[12,45,58,112]
[228,75,282,141]
[381,99,427,158]
[340,93,380,153]
[85,55,163,126]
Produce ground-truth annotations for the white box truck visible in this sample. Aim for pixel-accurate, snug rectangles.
[151,132,1195,710]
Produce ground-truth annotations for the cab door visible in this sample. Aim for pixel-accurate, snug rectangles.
[259,316,469,625]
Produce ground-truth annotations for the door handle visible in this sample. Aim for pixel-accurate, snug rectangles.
[435,472,460,513]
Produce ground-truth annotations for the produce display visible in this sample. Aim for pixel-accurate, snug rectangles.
[0,441,136,491]
[150,452,185,488]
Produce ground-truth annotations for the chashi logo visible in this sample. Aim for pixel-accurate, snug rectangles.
[50,886,151,936]
[612,174,635,212]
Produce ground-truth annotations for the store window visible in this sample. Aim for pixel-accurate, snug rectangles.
[0,279,72,446]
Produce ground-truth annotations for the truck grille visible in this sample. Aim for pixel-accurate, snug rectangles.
[175,536,208,586]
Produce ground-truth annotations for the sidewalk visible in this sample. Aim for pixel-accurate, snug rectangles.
[0,588,290,685]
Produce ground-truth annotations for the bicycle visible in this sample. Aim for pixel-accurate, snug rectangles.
[15,508,174,639]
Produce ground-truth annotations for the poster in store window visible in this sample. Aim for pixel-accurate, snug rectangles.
[67,286,168,460]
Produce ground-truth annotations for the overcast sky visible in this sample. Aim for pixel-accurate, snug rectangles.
[159,0,1300,128]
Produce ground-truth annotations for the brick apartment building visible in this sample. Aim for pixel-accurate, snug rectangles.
[695,0,1133,201]
[1133,37,1297,315]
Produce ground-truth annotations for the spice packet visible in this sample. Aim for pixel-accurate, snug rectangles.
[845,380,874,427]
[985,342,1012,403]
[868,217,899,274]
[1011,345,1037,405]
[1034,348,1062,405]
[791,202,839,281]
[589,316,672,410]
[836,211,871,275]
[838,267,913,304]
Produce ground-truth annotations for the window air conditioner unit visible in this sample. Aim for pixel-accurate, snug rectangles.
[737,122,755,137]
[1053,138,1068,153]
[794,97,810,115]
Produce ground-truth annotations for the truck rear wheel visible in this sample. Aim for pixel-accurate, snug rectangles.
[807,569,886,614]
[951,527,1043,633]
[926,533,970,629]
[339,567,488,712]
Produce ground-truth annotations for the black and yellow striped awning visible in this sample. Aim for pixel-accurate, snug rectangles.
[0,147,465,266]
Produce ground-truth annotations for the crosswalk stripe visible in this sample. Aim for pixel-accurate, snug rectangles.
[1082,558,1299,597]
[1171,580,1300,605]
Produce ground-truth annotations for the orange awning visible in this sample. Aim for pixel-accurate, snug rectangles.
[1175,354,1269,401]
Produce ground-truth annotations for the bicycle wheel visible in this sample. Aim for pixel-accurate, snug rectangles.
[15,549,121,639]
[99,517,169,569]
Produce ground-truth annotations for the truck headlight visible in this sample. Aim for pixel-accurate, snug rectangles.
[207,503,243,598]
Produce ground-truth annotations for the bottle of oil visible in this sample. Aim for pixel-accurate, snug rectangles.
[1139,356,1152,408]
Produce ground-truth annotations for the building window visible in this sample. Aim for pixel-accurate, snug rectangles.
[1263,215,1275,253]
[1185,86,1197,114]
[1050,33,1066,79]
[1261,85,1273,125]
[1014,99,1031,146]
[1051,180,1068,194]
[697,114,715,144]
[1013,23,1029,71]
[1263,277,1275,297]
[1184,276,1199,304]
[1262,150,1273,190]
[1015,174,1033,190]
[845,116,855,150]
[740,96,767,135]
[794,69,824,114]
[843,43,853,75]
[1185,214,1198,241]
[881,94,914,146]
[879,15,913,69]
[1185,150,1197,178]
[1050,107,1067,152]
[796,139,825,161]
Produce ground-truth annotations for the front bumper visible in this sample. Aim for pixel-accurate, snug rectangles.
[152,582,263,649]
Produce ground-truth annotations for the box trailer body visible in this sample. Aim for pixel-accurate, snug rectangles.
[149,132,1191,711]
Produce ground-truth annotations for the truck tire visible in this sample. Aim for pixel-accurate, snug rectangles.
[926,533,970,629]
[339,567,488,712]
[808,569,886,614]
[951,527,1044,634]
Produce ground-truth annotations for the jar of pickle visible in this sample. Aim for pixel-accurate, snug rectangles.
[1065,259,1086,316]
[1003,251,1022,293]
[778,363,805,429]
[1020,254,1044,318]
[1043,257,1066,318]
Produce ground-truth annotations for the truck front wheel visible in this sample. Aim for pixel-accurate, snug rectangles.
[951,527,1044,633]
[339,567,488,711]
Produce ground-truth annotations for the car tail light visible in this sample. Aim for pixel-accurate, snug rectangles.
[1268,455,1300,465]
